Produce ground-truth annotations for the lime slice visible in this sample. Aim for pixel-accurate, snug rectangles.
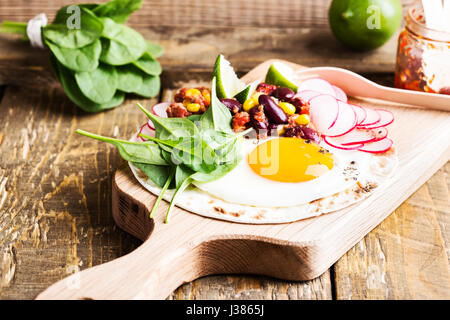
[234,80,259,104]
[213,54,246,99]
[265,62,298,91]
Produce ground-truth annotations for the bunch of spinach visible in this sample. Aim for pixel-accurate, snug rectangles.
[76,78,251,222]
[0,0,163,112]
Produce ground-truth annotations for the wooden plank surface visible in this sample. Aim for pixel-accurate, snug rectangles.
[0,0,448,300]
[0,0,415,88]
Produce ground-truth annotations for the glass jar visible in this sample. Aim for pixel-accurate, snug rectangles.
[394,2,450,94]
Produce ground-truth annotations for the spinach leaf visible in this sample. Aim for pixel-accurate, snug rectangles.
[170,138,218,173]
[93,0,143,24]
[46,39,101,72]
[165,168,193,223]
[99,17,147,65]
[132,162,171,188]
[115,65,144,93]
[187,114,202,122]
[137,103,198,139]
[146,41,164,59]
[133,74,160,98]
[43,6,103,49]
[133,52,162,76]
[200,78,232,132]
[175,165,194,189]
[76,129,167,165]
[74,64,118,104]
[54,56,124,112]
[148,167,175,219]
[191,162,239,183]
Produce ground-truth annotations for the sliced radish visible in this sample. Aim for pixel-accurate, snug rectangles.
[137,121,155,141]
[323,136,364,150]
[324,101,357,137]
[308,94,340,134]
[298,78,336,97]
[152,102,171,118]
[332,85,348,102]
[294,90,322,102]
[358,109,394,129]
[357,107,380,127]
[358,138,393,154]
[351,104,367,125]
[332,127,388,145]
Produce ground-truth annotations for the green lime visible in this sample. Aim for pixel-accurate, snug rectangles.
[234,81,258,104]
[213,54,246,99]
[265,62,298,91]
[329,0,402,51]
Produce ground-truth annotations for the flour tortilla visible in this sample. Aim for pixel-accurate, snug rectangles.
[129,131,398,224]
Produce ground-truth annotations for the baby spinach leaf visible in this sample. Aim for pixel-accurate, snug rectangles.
[43,6,103,49]
[165,168,193,223]
[115,65,144,93]
[75,64,118,104]
[175,165,194,189]
[133,74,160,98]
[76,129,167,165]
[54,56,124,112]
[132,162,172,188]
[187,114,202,122]
[146,41,164,59]
[200,78,232,133]
[46,39,101,72]
[99,17,147,65]
[93,0,143,24]
[137,103,198,140]
[191,162,239,183]
[133,52,162,76]
[148,167,175,219]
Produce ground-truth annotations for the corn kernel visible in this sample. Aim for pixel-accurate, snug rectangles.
[243,98,258,112]
[250,92,263,104]
[295,114,310,126]
[186,88,201,97]
[186,103,201,113]
[278,102,296,115]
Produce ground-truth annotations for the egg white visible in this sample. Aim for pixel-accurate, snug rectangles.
[192,137,373,207]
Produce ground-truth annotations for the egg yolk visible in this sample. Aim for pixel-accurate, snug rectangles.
[247,138,334,183]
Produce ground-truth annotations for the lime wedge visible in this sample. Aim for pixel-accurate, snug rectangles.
[234,80,259,104]
[213,54,246,99]
[264,62,298,91]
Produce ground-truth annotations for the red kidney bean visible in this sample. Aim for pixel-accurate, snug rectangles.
[258,95,288,124]
[248,106,269,130]
[271,87,295,101]
[220,98,242,113]
[301,126,321,143]
[290,98,305,113]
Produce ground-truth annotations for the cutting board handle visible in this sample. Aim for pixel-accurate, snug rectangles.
[35,219,203,300]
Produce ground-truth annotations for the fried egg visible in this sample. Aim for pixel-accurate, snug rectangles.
[192,137,373,207]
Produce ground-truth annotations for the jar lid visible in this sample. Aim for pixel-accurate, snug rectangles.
[406,2,450,43]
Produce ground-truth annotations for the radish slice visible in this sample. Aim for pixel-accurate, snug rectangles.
[294,90,322,102]
[309,94,340,134]
[137,121,155,141]
[298,78,336,97]
[324,101,357,137]
[351,104,367,125]
[323,136,364,150]
[332,85,348,102]
[333,127,388,145]
[358,109,394,129]
[357,107,380,127]
[358,138,393,154]
[152,102,171,118]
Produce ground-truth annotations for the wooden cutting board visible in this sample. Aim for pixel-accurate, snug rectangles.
[36,60,450,300]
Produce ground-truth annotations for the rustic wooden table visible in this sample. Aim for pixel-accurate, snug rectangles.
[0,0,448,300]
